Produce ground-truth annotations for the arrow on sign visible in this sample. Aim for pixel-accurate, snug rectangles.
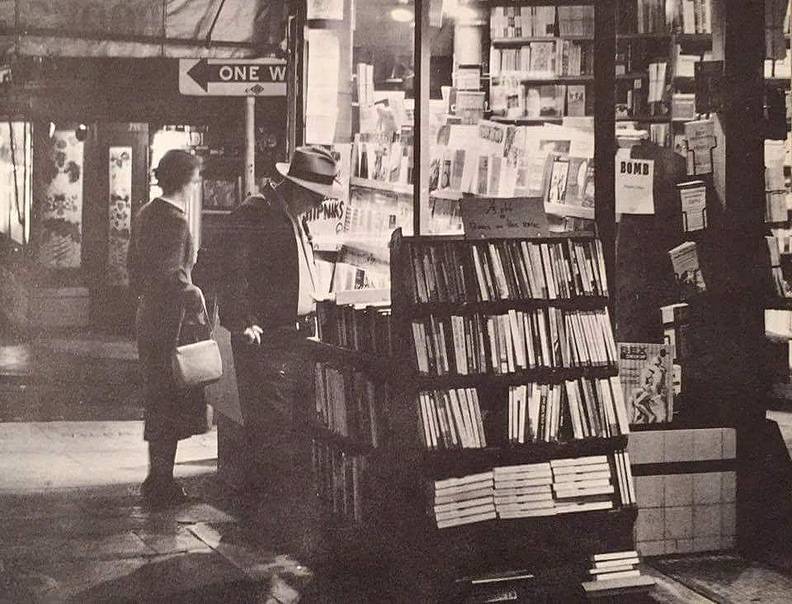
[186,59,287,92]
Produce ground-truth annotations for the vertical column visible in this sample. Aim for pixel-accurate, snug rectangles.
[593,0,617,283]
[414,0,432,236]
[244,96,256,197]
[710,0,766,558]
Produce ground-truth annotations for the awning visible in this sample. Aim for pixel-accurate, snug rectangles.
[0,0,286,59]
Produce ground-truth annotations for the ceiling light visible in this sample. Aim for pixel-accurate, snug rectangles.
[390,7,414,22]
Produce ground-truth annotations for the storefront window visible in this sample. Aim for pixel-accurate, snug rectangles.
[430,1,596,235]
[0,122,32,247]
[302,0,416,295]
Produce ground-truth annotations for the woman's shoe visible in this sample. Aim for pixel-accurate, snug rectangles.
[140,476,188,507]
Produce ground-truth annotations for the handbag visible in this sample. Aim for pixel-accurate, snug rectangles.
[171,300,223,389]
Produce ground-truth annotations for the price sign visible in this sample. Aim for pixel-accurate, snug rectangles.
[461,196,551,239]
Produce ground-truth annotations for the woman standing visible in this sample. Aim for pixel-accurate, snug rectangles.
[128,149,209,505]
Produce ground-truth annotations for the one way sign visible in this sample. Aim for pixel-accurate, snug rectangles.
[179,58,287,97]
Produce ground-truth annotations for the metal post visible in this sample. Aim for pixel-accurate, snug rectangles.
[413,0,431,236]
[593,0,616,287]
[244,96,256,196]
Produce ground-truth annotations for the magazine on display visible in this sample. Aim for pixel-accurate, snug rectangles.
[618,343,674,424]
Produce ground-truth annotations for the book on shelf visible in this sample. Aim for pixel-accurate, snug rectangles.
[557,6,594,37]
[490,6,556,39]
[404,238,608,304]
[313,362,386,447]
[418,387,487,450]
[766,236,792,298]
[315,298,393,356]
[668,241,707,297]
[618,343,674,424]
[312,439,367,524]
[489,41,591,78]
[673,0,712,34]
[429,452,635,528]
[409,308,618,376]
[636,0,668,34]
[507,376,630,444]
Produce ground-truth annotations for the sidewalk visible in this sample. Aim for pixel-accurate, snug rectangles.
[0,330,143,422]
[0,421,312,603]
[5,331,792,602]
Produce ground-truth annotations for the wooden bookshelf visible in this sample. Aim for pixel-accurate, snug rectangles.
[384,228,638,597]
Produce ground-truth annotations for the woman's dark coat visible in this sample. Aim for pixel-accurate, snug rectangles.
[128,198,210,441]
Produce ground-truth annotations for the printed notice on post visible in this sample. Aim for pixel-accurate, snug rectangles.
[461,196,551,239]
[615,149,655,215]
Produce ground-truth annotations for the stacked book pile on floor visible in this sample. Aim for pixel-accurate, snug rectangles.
[493,463,555,518]
[586,550,642,582]
[429,453,637,527]
[431,471,496,528]
[418,388,487,450]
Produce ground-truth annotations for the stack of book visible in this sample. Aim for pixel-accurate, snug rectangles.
[432,471,497,528]
[418,388,487,450]
[587,550,642,582]
[410,308,618,376]
[316,300,393,356]
[406,238,608,304]
[508,377,630,444]
[313,363,384,447]
[312,440,366,524]
[493,463,555,518]
[550,456,615,514]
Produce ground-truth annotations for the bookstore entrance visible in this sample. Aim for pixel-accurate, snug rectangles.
[211,0,789,600]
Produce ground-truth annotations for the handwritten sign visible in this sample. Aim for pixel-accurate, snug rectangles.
[461,196,551,239]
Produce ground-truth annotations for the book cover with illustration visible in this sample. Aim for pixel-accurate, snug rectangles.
[618,343,674,424]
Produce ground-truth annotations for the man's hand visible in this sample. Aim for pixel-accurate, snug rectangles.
[243,325,264,345]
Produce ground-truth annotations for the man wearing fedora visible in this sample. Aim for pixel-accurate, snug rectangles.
[219,146,339,507]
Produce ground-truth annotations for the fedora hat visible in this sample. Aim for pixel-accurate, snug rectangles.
[276,145,341,198]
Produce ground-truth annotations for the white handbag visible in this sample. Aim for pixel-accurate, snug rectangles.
[171,302,223,389]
